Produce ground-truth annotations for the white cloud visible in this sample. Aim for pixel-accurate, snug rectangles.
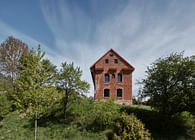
[0,20,66,71]
[1,0,195,97]
[41,0,195,96]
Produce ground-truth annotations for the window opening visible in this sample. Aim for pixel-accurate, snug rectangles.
[117,74,122,82]
[117,89,122,97]
[114,59,118,64]
[105,74,110,82]
[105,59,109,64]
[104,89,110,97]
[112,74,115,79]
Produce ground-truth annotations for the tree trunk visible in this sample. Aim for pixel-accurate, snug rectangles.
[34,112,38,140]
[11,71,14,88]
[64,89,69,121]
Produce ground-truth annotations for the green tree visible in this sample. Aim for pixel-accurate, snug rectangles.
[0,36,28,88]
[140,52,195,115]
[56,62,90,121]
[13,45,58,140]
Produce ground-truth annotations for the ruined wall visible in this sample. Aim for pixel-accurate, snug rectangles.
[93,51,133,105]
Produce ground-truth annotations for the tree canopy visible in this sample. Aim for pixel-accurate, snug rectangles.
[56,62,90,120]
[13,45,58,140]
[140,52,195,115]
[0,36,28,87]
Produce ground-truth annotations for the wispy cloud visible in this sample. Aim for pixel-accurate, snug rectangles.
[40,0,195,96]
[0,20,66,69]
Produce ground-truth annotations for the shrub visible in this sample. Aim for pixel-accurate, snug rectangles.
[70,98,120,131]
[91,99,120,131]
[0,92,11,120]
[112,112,151,140]
[173,111,195,138]
[174,111,195,130]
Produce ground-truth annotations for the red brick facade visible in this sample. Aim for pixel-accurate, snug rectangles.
[90,49,135,105]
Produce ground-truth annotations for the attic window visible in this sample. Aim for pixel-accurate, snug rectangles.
[110,53,113,57]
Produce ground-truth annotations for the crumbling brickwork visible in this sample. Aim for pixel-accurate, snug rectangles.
[90,49,134,105]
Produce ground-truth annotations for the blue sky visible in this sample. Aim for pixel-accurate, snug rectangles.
[0,0,195,96]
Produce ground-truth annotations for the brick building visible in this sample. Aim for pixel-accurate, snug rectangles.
[90,49,135,105]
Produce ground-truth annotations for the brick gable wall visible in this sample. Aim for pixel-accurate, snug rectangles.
[90,49,134,105]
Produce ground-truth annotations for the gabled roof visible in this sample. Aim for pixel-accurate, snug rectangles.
[90,48,135,71]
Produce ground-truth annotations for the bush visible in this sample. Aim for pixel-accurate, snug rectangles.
[70,98,120,131]
[0,92,11,120]
[173,111,195,139]
[174,111,195,130]
[90,99,120,131]
[111,112,151,140]
[121,106,195,139]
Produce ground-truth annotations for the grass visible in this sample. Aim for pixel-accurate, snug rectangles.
[130,104,153,110]
[0,111,107,140]
[0,104,194,140]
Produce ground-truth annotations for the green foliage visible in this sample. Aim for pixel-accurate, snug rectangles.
[13,45,58,119]
[0,92,11,119]
[1,98,195,140]
[56,62,90,120]
[121,105,195,140]
[0,74,12,92]
[68,96,95,126]
[12,45,59,140]
[140,52,195,115]
[112,112,151,140]
[174,111,195,135]
[0,111,33,140]
[70,98,120,131]
[57,62,90,93]
[91,99,120,131]
[0,111,107,140]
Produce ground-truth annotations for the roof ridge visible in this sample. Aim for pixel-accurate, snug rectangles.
[90,48,135,70]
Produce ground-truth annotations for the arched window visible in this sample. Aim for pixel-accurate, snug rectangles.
[105,74,110,82]
[117,74,122,82]
[117,89,122,97]
[104,89,110,97]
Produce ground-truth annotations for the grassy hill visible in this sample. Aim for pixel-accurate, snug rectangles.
[0,100,194,140]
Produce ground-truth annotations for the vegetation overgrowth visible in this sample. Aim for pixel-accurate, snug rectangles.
[0,36,195,140]
[0,100,195,140]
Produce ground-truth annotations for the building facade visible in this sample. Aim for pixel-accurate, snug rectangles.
[90,49,135,105]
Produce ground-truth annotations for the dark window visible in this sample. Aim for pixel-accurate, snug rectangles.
[104,89,110,97]
[105,59,109,64]
[105,74,110,82]
[114,59,118,64]
[117,74,122,82]
[112,74,115,79]
[110,53,113,57]
[117,89,122,97]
